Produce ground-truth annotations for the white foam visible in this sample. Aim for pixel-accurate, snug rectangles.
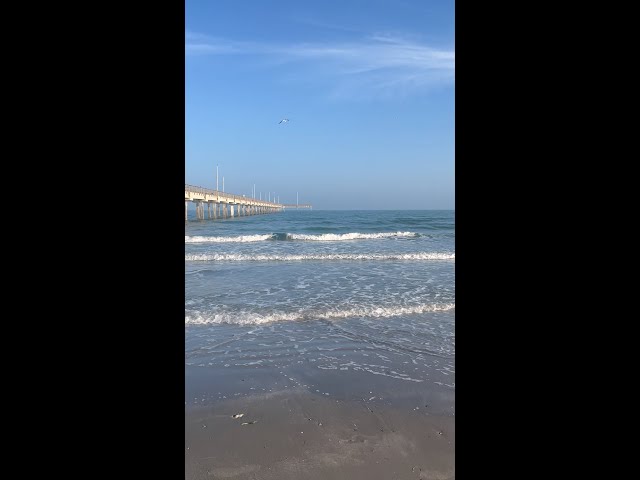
[185,303,455,326]
[288,232,418,241]
[185,252,455,262]
[185,234,273,243]
[184,232,419,243]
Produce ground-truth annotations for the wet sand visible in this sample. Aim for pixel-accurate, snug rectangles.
[185,388,454,480]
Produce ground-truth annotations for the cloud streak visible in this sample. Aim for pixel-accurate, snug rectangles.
[185,32,454,98]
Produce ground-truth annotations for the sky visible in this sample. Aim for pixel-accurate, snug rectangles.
[186,0,454,210]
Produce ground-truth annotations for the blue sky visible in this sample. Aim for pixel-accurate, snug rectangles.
[186,0,454,209]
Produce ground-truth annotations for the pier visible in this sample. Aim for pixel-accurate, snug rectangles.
[186,184,292,221]
[283,204,312,209]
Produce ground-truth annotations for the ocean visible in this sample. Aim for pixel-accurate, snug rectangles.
[185,209,455,414]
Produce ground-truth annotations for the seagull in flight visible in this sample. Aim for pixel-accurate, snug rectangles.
[278,118,289,124]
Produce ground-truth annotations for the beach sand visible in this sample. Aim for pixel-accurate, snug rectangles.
[185,386,454,480]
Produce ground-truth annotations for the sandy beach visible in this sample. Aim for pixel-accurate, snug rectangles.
[186,388,454,480]
[186,355,455,480]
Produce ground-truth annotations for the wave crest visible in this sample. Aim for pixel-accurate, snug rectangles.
[185,252,455,262]
[185,234,273,243]
[185,231,419,243]
[288,232,418,241]
[185,303,455,325]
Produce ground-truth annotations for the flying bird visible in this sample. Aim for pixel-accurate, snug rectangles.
[278,118,289,124]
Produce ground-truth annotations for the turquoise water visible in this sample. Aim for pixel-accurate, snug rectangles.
[185,210,455,410]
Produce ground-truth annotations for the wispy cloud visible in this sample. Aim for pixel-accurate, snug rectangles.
[185,31,454,99]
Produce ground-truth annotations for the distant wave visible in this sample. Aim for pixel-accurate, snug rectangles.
[286,232,418,241]
[185,302,455,326]
[185,231,418,243]
[185,234,273,243]
[185,252,455,262]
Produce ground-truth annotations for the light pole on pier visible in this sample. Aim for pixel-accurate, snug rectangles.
[216,165,219,191]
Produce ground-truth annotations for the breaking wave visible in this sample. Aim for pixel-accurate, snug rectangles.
[185,303,455,325]
[185,234,273,243]
[185,231,419,243]
[185,252,455,262]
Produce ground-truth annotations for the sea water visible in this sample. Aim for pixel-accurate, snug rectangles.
[185,210,454,412]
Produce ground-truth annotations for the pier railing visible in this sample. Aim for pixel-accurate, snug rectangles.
[185,184,281,206]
